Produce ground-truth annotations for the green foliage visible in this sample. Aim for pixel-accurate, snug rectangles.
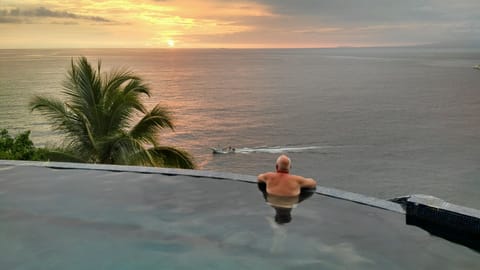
[30,56,195,169]
[0,129,48,161]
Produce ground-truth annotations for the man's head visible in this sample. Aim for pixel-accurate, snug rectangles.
[276,154,291,173]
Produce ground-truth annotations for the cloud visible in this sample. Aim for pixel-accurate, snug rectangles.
[0,17,21,23]
[197,0,480,47]
[1,0,479,48]
[241,0,480,36]
[254,0,480,23]
[0,6,112,24]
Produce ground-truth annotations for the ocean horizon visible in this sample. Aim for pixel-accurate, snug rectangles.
[1,47,479,208]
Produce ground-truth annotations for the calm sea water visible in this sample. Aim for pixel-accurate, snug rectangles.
[1,48,479,208]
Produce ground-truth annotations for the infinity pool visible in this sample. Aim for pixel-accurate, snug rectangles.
[0,162,478,269]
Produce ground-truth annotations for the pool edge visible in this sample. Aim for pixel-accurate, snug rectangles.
[0,159,405,214]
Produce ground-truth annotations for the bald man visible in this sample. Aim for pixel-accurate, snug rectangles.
[257,155,317,197]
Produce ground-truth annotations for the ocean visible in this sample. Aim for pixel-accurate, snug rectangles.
[1,48,479,208]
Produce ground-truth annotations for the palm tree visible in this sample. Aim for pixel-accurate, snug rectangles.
[30,56,195,169]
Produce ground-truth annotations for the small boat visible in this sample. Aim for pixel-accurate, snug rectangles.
[210,147,236,154]
[473,65,480,70]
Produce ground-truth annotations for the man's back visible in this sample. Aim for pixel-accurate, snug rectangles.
[258,172,307,196]
[258,155,316,196]
[266,173,300,195]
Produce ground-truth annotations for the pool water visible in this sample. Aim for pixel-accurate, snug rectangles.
[0,164,478,269]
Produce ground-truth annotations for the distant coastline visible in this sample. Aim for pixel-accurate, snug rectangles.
[1,42,480,51]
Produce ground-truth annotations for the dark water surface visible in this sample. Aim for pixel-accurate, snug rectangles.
[1,48,479,207]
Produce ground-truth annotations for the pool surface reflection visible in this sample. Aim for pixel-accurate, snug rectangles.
[0,162,478,269]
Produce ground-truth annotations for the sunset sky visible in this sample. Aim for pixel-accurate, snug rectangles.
[1,0,480,49]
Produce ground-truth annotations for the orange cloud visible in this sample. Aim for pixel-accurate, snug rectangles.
[0,0,354,48]
[2,0,479,48]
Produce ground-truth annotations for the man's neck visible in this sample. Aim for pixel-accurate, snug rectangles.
[276,169,289,174]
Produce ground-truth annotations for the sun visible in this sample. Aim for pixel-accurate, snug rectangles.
[167,39,175,47]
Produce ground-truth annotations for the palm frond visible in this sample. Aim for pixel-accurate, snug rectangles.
[122,76,150,96]
[147,146,196,169]
[104,69,149,102]
[62,57,103,128]
[110,75,150,115]
[97,133,153,165]
[30,96,70,129]
[104,87,148,133]
[129,105,175,144]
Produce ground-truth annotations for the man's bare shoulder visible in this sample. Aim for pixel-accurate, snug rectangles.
[287,174,306,180]
[257,172,275,182]
[292,175,316,188]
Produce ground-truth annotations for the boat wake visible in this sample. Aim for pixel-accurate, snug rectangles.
[233,145,334,154]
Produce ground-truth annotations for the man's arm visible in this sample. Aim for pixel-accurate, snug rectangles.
[298,177,316,188]
[257,173,267,183]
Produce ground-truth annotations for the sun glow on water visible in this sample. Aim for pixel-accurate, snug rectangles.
[167,39,175,47]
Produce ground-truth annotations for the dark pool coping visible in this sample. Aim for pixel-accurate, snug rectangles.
[0,160,405,214]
